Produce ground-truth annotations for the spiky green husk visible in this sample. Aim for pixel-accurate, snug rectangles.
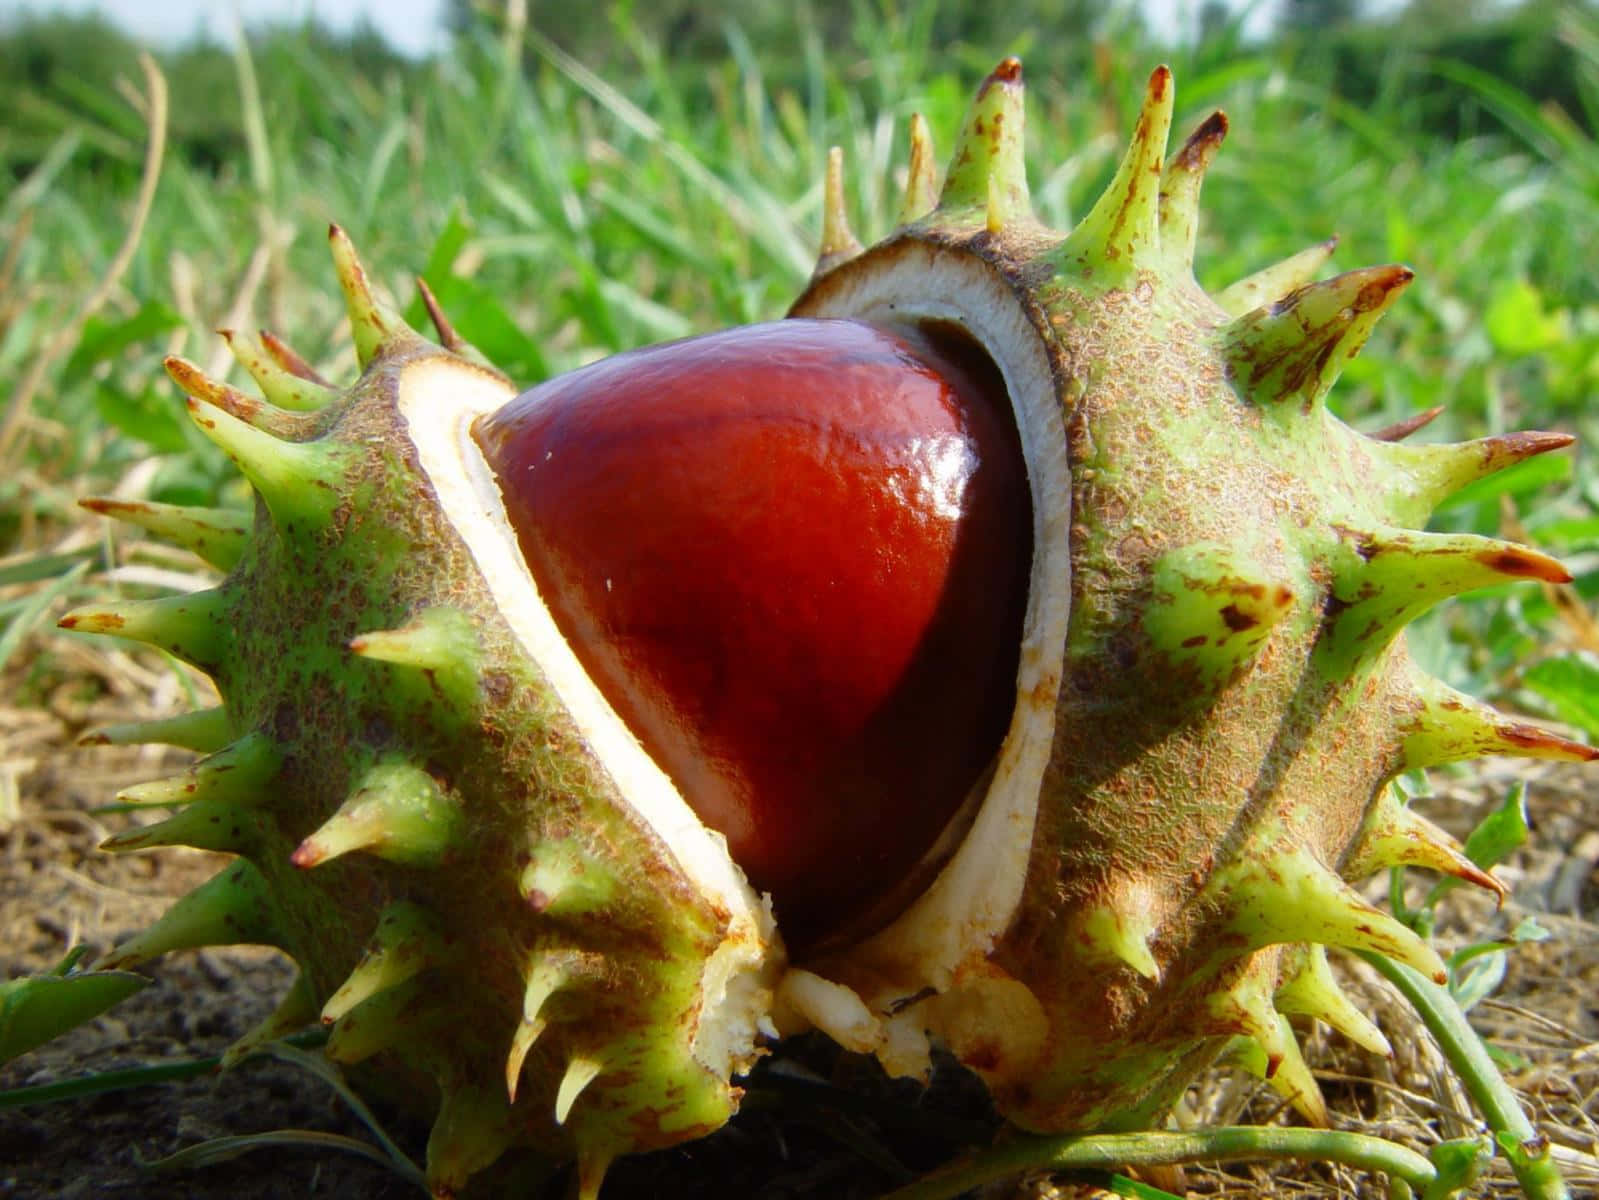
[66,229,778,1198]
[789,60,1590,1134]
[66,57,1591,1197]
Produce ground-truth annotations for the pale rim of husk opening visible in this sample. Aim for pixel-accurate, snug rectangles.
[790,243,1070,1005]
[396,355,781,1081]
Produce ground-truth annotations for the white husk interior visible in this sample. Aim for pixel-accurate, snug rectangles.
[397,357,780,1076]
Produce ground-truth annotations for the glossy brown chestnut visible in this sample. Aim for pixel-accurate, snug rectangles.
[473,318,1030,950]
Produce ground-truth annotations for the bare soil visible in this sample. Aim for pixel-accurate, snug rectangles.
[3,640,1596,1199]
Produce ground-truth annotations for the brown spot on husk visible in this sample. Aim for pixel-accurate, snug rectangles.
[1478,547,1571,584]
[1219,604,1257,633]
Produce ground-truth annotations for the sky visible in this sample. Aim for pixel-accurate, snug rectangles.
[2,0,451,57]
[0,0,1288,56]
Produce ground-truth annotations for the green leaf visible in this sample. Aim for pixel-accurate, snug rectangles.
[1099,1173,1186,1200]
[1484,279,1570,357]
[151,457,242,510]
[1425,783,1535,918]
[1449,946,1506,1012]
[1508,915,1550,945]
[422,204,474,288]
[1522,655,1599,740]
[93,380,192,454]
[0,968,148,1066]
[403,204,476,332]
[408,273,548,383]
[1524,513,1599,550]
[1485,1042,1534,1073]
[62,301,184,386]
[1427,1135,1492,1195]
[1449,940,1508,970]
[1461,782,1531,871]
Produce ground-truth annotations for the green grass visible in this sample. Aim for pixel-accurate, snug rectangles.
[5,5,1596,714]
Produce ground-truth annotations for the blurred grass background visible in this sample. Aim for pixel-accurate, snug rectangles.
[2,0,1598,729]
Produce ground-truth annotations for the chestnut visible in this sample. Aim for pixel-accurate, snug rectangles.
[474,319,1031,950]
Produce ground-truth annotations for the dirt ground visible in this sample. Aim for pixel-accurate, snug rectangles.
[2,640,1597,1199]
